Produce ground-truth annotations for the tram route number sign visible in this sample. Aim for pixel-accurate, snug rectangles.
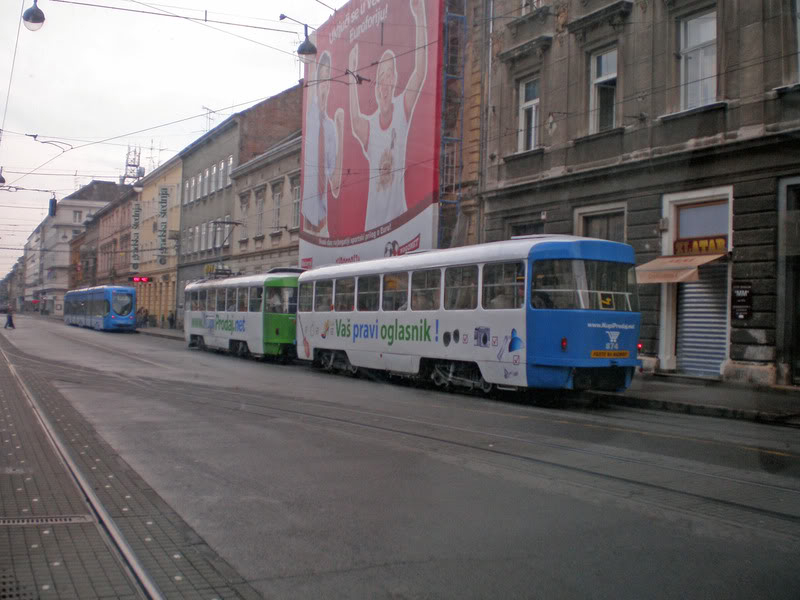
[732,281,752,320]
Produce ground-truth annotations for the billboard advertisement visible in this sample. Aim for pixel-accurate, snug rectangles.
[299,0,443,268]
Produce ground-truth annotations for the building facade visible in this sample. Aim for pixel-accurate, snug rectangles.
[230,131,302,273]
[19,180,117,315]
[131,156,182,327]
[481,0,800,385]
[177,83,303,322]
[95,186,135,286]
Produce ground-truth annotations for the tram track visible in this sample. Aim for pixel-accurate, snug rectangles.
[0,343,165,600]
[99,372,800,541]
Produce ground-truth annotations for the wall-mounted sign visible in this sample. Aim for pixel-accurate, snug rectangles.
[732,281,752,320]
[674,236,728,255]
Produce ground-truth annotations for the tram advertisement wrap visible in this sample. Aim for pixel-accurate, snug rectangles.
[298,0,443,268]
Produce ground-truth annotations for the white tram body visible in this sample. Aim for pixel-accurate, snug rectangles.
[296,236,642,392]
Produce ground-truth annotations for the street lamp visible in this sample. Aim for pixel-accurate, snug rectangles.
[279,14,317,63]
[22,0,45,31]
[132,179,144,193]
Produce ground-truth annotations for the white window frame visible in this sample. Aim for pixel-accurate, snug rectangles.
[520,0,540,16]
[255,188,265,237]
[73,210,83,223]
[200,222,207,251]
[590,48,618,134]
[223,215,231,247]
[658,186,733,371]
[193,225,200,253]
[218,160,225,189]
[291,176,301,229]
[203,168,210,196]
[211,165,218,192]
[573,201,627,242]
[227,156,233,186]
[240,196,249,240]
[680,11,717,110]
[183,180,189,205]
[272,181,283,230]
[190,177,195,202]
[517,77,539,152]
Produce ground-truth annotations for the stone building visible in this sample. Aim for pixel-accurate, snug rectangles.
[229,131,302,273]
[177,84,303,322]
[479,0,800,385]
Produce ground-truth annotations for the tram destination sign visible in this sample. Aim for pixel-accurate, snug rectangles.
[732,281,752,320]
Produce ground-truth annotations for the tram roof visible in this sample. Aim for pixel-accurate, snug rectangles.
[184,272,299,290]
[65,285,134,294]
[299,235,632,280]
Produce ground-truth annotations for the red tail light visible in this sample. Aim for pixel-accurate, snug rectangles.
[637,342,643,352]
[561,337,568,352]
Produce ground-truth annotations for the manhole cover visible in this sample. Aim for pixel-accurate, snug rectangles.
[0,570,35,599]
[0,515,93,526]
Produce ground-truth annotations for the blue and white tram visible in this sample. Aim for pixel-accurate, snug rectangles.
[296,236,641,393]
[64,286,137,331]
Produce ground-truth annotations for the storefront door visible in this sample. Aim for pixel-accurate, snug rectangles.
[676,264,728,377]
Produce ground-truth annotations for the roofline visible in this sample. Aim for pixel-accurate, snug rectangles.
[230,130,302,178]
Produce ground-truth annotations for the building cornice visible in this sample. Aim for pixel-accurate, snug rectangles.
[497,35,553,63]
[567,1,633,39]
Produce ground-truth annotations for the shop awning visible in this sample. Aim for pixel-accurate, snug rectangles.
[635,254,725,284]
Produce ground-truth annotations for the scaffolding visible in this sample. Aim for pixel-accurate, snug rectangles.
[438,0,467,249]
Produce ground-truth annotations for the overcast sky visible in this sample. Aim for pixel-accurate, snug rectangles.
[0,0,346,276]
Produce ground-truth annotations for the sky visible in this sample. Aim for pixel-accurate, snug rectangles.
[0,0,347,276]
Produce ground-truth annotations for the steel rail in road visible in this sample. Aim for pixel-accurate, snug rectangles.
[0,344,165,600]
[124,375,800,532]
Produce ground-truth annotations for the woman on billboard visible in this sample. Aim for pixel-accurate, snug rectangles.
[302,50,345,237]
[348,0,428,232]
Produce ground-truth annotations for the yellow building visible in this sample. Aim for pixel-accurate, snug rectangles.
[132,155,182,328]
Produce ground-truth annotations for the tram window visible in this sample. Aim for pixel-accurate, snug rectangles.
[286,287,298,314]
[314,280,333,312]
[185,291,191,310]
[249,287,262,312]
[191,291,199,311]
[411,269,441,311]
[334,278,355,312]
[237,287,248,312]
[531,259,639,311]
[226,288,237,311]
[103,300,110,316]
[207,290,215,311]
[357,275,379,311]
[444,265,478,310]
[483,262,524,309]
[382,272,408,311]
[112,293,133,316]
[216,288,226,311]
[298,283,313,312]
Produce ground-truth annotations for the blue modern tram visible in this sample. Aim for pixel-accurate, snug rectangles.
[63,286,137,331]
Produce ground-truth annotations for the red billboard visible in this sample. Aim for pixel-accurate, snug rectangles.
[299,0,443,268]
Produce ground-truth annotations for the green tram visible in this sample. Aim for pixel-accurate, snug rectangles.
[183,269,301,360]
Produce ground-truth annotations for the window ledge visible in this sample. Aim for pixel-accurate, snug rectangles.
[497,35,553,63]
[507,5,550,31]
[657,101,728,122]
[573,126,625,145]
[253,234,266,241]
[269,230,283,238]
[289,226,300,233]
[238,238,249,244]
[567,1,632,37]
[774,83,800,97]
[503,147,545,163]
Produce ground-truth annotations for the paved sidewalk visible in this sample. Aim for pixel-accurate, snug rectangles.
[592,373,800,426]
[136,326,184,341]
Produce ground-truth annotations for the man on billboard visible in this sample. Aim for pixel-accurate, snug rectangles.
[302,50,344,236]
[348,0,428,232]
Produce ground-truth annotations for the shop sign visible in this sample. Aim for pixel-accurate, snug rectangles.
[674,236,727,255]
[732,281,752,320]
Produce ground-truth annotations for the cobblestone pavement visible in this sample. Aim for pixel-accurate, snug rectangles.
[0,334,262,600]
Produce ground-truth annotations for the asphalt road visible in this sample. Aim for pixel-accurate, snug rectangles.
[4,314,800,599]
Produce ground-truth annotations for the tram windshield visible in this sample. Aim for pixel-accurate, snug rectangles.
[531,259,639,312]
[112,292,134,316]
[265,287,298,314]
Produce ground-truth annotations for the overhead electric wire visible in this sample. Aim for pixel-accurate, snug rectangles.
[0,1,25,154]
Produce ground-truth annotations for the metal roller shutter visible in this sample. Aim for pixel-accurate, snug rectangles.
[676,264,728,378]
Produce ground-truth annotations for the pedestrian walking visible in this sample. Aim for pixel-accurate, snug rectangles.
[4,308,15,329]
[167,311,175,329]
